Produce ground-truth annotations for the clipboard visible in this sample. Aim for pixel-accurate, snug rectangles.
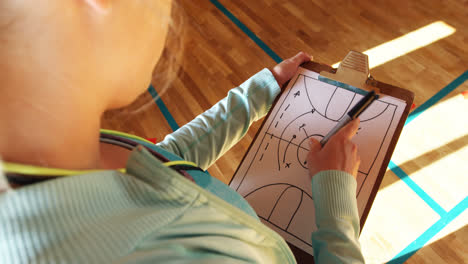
[231,51,414,262]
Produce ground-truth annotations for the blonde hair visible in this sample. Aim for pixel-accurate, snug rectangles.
[104,0,186,118]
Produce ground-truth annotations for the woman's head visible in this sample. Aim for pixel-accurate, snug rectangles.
[0,0,175,169]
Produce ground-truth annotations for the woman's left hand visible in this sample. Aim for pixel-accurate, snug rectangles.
[271,52,312,88]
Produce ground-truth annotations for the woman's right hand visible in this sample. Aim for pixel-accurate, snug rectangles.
[307,118,361,180]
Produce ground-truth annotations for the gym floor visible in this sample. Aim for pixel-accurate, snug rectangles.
[102,1,468,263]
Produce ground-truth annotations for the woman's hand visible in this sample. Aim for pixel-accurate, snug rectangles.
[271,52,312,88]
[307,118,361,180]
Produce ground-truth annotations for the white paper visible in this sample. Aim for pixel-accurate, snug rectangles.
[230,67,406,255]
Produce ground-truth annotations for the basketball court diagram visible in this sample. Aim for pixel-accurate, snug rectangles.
[230,68,406,254]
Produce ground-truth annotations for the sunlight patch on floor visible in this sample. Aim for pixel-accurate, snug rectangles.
[332,21,456,69]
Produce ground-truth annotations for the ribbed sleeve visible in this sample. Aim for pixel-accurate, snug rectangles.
[311,170,365,263]
[312,170,359,218]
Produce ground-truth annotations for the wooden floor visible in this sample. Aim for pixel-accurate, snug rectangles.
[102,0,468,263]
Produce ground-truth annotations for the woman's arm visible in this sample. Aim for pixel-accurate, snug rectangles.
[307,118,365,263]
[155,68,280,170]
[157,52,311,170]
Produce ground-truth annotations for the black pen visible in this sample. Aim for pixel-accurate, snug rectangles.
[320,90,378,146]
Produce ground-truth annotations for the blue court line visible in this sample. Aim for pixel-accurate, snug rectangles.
[210,0,467,261]
[388,161,447,217]
[388,196,468,264]
[405,70,468,125]
[147,84,180,131]
[209,0,283,64]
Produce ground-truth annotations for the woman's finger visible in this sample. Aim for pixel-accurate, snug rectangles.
[308,137,321,154]
[292,52,312,65]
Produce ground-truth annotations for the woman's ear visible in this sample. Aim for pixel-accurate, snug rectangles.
[83,0,112,13]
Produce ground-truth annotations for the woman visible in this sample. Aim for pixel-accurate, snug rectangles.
[0,0,364,263]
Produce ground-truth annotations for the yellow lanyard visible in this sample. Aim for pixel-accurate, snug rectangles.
[3,129,199,177]
[2,160,199,177]
[99,129,154,145]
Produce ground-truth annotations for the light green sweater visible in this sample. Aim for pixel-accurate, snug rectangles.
[0,69,364,263]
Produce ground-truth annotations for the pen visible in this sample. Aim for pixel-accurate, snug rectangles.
[320,90,377,146]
